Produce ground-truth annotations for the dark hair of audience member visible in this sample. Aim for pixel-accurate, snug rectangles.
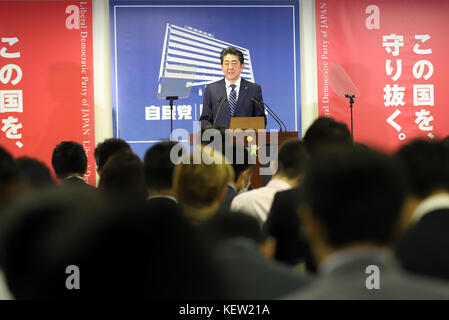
[143,141,179,190]
[442,135,449,147]
[51,141,87,180]
[94,138,131,173]
[395,139,449,199]
[0,187,225,299]
[17,156,54,189]
[0,146,18,190]
[0,187,105,299]
[199,212,266,250]
[302,145,406,247]
[303,117,352,154]
[277,139,308,179]
[98,151,147,201]
[0,146,20,210]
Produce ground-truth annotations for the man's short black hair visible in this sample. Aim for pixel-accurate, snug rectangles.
[94,138,131,172]
[17,157,53,188]
[277,139,308,179]
[220,47,244,65]
[303,117,352,154]
[144,141,179,190]
[51,141,87,179]
[302,145,405,247]
[395,139,449,198]
[99,151,147,201]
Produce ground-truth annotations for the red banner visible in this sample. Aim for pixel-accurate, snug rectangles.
[316,0,449,152]
[0,1,95,185]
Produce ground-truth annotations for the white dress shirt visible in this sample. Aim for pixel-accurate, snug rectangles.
[230,178,292,226]
[412,192,449,222]
[224,77,242,102]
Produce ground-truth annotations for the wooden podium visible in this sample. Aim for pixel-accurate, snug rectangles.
[230,116,266,130]
[192,117,299,189]
[229,117,298,188]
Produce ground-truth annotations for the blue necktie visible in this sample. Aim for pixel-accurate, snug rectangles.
[229,84,237,116]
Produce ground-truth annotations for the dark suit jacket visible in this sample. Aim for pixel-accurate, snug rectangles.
[264,187,317,272]
[218,185,238,213]
[146,196,182,215]
[212,238,312,299]
[282,252,449,300]
[62,176,95,190]
[395,208,449,281]
[200,78,266,128]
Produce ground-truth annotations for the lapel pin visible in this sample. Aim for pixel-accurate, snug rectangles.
[244,86,248,90]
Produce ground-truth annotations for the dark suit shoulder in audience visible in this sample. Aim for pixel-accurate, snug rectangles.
[396,208,449,281]
[198,212,312,299]
[283,251,449,300]
[214,237,313,299]
[264,187,316,272]
[218,184,237,213]
[62,176,95,190]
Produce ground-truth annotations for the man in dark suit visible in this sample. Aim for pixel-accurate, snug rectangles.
[51,141,94,189]
[144,141,180,206]
[264,117,352,273]
[94,138,131,177]
[394,139,449,282]
[198,212,312,299]
[283,145,449,299]
[200,47,266,128]
[218,144,254,213]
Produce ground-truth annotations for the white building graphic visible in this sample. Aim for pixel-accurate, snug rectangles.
[158,24,255,96]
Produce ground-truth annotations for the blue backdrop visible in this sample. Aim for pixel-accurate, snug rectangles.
[110,0,301,158]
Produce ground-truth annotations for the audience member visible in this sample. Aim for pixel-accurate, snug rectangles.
[0,186,103,299]
[0,187,224,299]
[302,116,352,155]
[94,138,131,176]
[98,151,147,201]
[173,146,234,225]
[395,139,449,281]
[231,139,307,226]
[283,145,449,299]
[17,156,54,190]
[218,144,254,212]
[51,141,92,188]
[143,141,184,218]
[199,212,312,299]
[144,141,179,201]
[0,146,21,211]
[265,117,352,272]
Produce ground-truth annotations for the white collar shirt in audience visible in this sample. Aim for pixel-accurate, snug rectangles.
[230,178,292,226]
[412,192,449,223]
[0,269,13,300]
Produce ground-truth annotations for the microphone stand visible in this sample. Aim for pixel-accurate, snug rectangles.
[345,94,355,141]
[252,97,286,132]
[204,96,223,126]
[213,97,228,125]
[166,96,178,140]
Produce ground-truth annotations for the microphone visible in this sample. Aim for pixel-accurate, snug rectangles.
[204,96,224,125]
[251,97,287,132]
[213,97,228,125]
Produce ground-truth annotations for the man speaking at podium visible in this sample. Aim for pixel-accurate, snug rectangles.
[200,47,266,128]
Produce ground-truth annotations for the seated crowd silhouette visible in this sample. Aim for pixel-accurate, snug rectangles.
[1,117,449,299]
